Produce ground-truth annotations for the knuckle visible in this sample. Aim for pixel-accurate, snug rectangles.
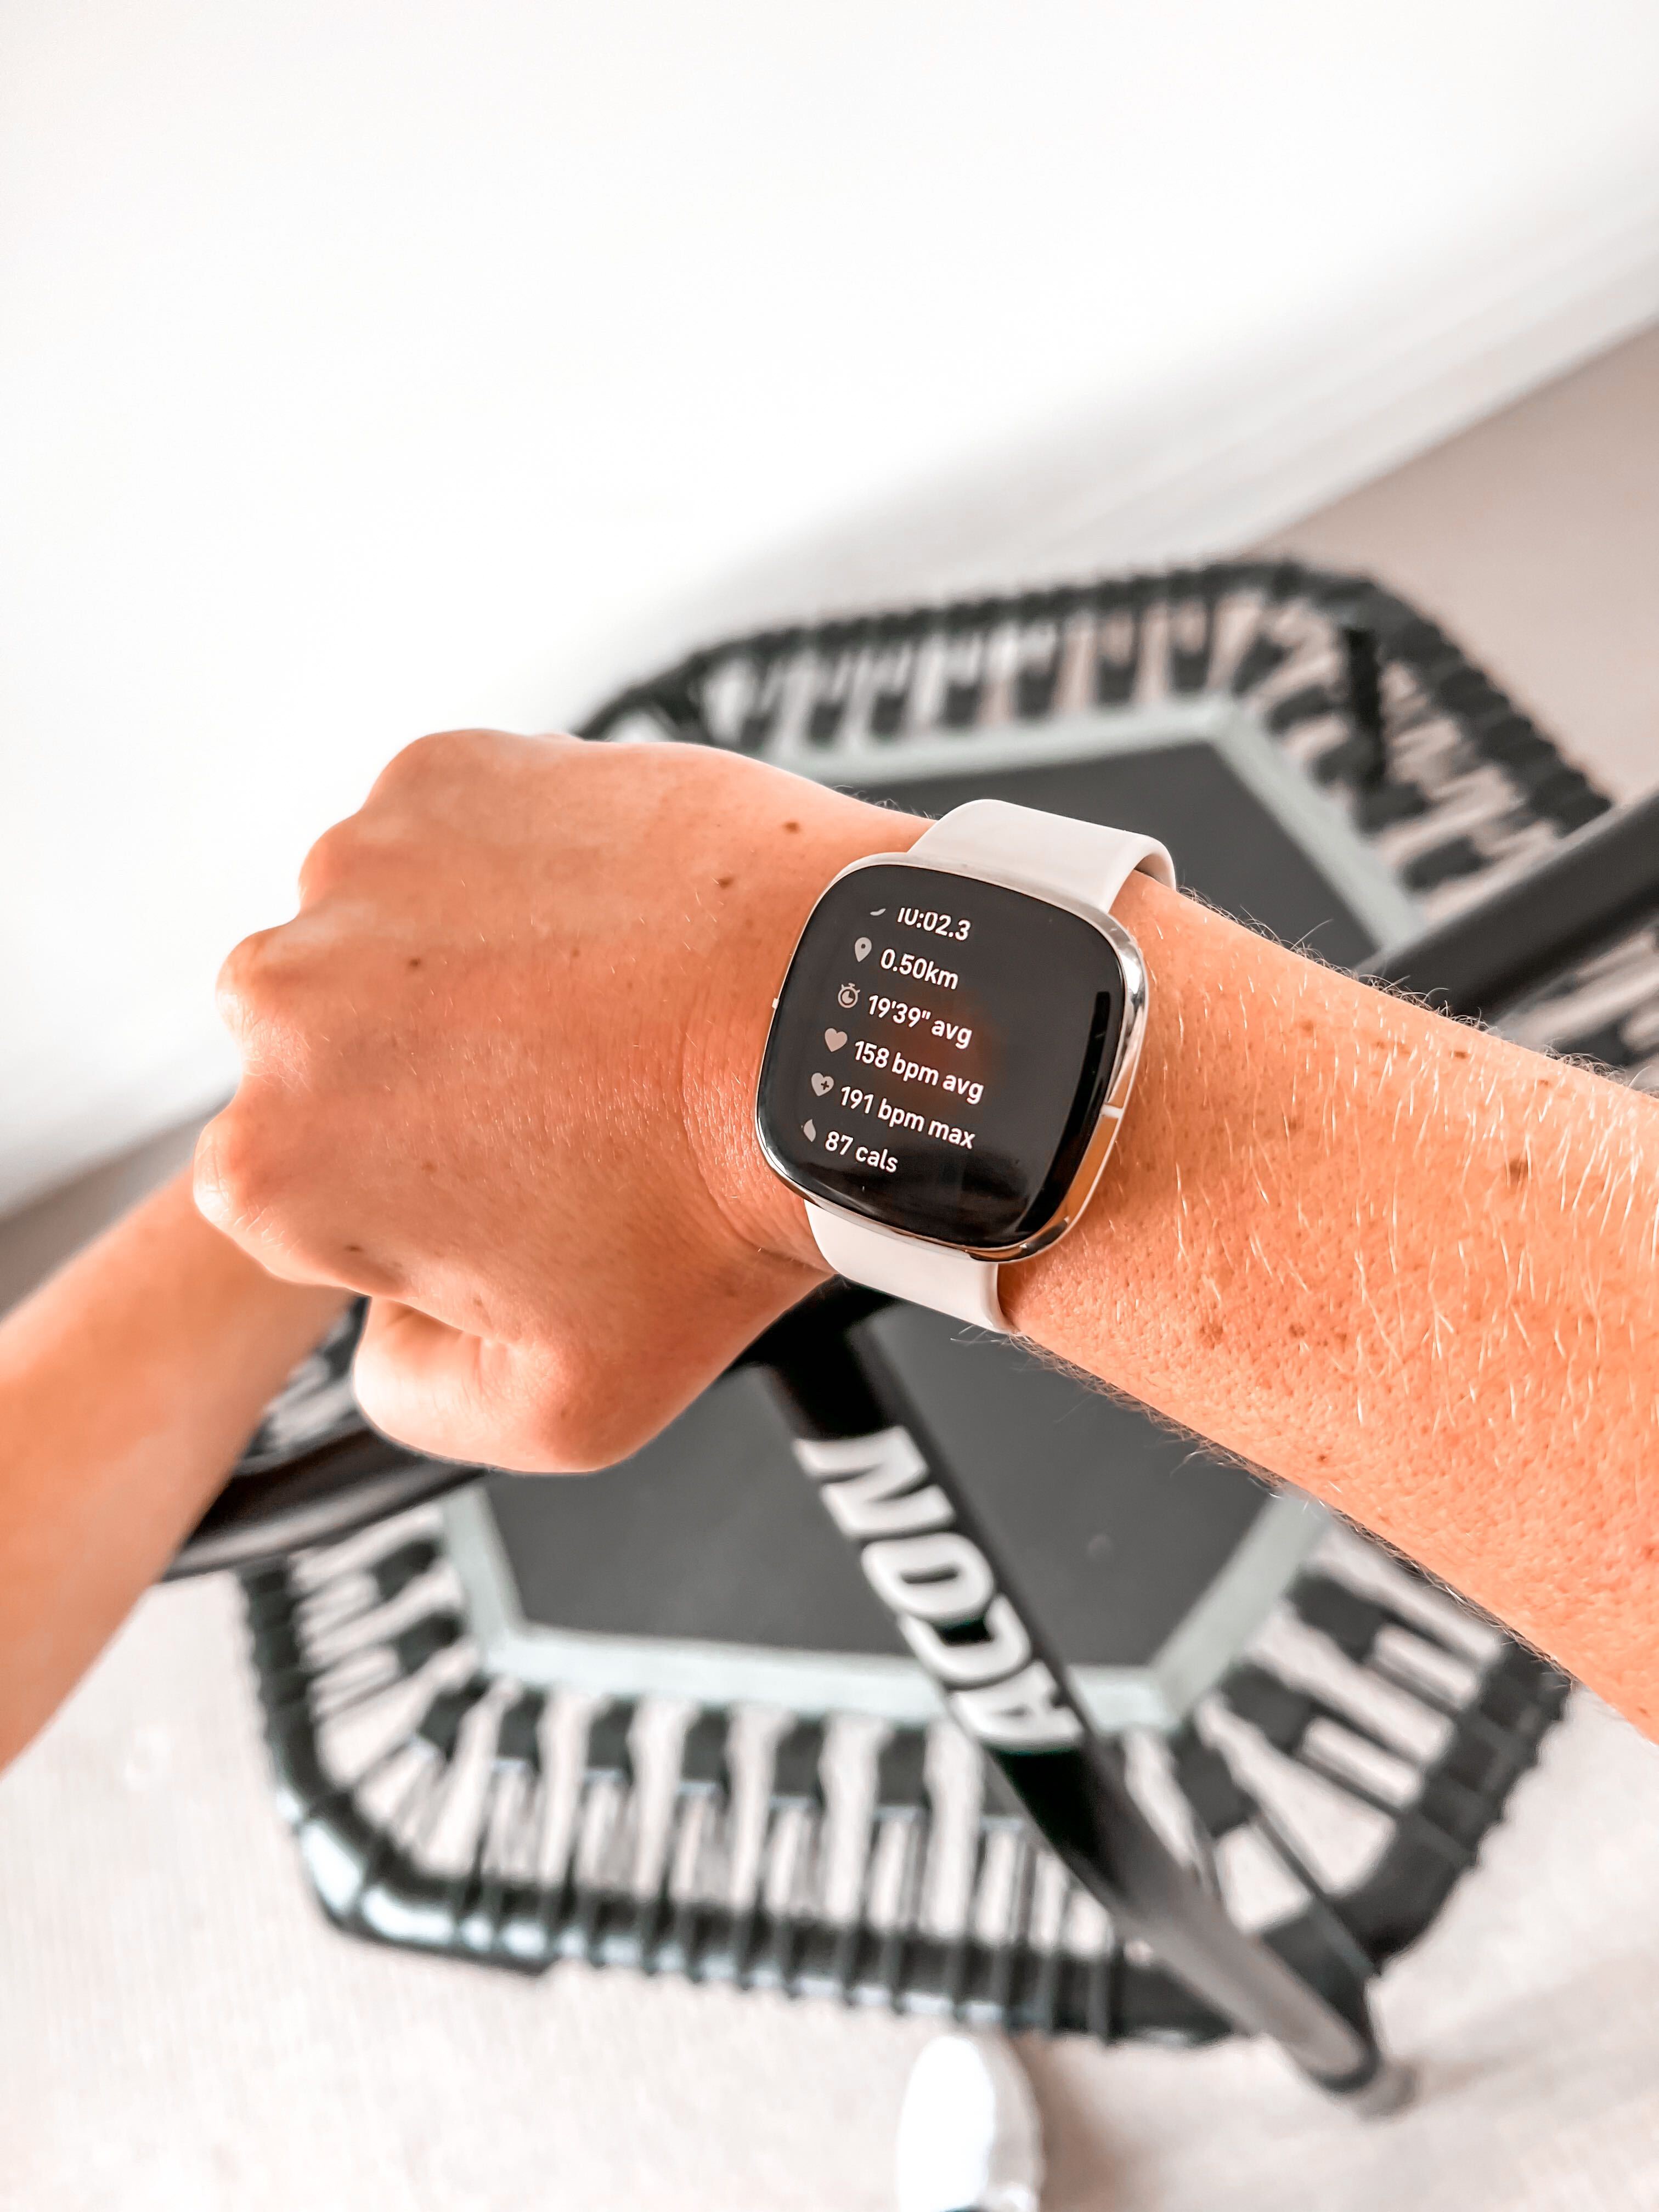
[216,926,277,1009]
[193,1107,280,1242]
[370,727,490,803]
[521,1351,642,1473]
[215,926,314,1054]
[490,1413,602,1477]
[296,816,364,904]
[348,1326,652,1476]
[346,1339,416,1444]
[215,928,292,1045]
[195,1107,340,1283]
[351,1333,486,1465]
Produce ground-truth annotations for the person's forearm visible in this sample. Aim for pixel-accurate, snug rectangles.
[1002,878,1659,1729]
[720,860,1659,1726]
[0,1172,344,1769]
[194,732,1659,1738]
[684,819,1659,1726]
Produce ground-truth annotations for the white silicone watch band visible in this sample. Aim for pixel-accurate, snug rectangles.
[805,801,1175,1331]
[918,798,1176,910]
[805,1203,1011,1329]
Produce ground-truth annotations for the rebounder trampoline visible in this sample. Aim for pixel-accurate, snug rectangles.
[178,560,1659,2095]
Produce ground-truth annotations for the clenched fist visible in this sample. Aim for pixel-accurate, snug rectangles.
[196,731,925,1470]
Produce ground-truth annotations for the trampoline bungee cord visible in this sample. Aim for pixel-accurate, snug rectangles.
[170,561,1659,2101]
[747,1289,1404,2102]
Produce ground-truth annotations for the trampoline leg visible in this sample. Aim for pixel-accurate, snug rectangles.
[1327,2052,1418,2118]
[762,1330,1397,2100]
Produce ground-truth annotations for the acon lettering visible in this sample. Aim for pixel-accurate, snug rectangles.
[793,1429,1084,1752]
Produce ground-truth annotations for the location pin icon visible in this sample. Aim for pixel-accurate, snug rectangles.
[854,936,872,962]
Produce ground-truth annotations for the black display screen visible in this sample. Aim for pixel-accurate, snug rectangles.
[756,861,1128,1248]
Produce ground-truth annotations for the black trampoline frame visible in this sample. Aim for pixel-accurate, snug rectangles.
[198,556,1659,2102]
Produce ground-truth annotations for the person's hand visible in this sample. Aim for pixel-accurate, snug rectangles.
[195,731,923,1471]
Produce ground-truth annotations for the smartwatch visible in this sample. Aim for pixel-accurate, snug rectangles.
[755,799,1175,1330]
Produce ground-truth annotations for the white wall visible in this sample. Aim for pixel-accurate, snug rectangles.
[4,0,1657,1213]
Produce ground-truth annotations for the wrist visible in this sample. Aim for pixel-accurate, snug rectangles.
[682,787,930,1277]
[993,865,1179,1337]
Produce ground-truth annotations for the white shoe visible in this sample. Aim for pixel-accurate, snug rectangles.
[894,2032,1044,2212]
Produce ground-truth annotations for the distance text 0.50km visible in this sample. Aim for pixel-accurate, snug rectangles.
[878,947,958,989]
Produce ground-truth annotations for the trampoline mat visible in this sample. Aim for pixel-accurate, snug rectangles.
[477,734,1379,1675]
[490,1307,1285,1669]
[839,741,1374,970]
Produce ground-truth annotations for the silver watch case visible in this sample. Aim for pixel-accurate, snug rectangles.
[755,844,1153,1267]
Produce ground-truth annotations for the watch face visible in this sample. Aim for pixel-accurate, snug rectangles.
[757,860,1131,1250]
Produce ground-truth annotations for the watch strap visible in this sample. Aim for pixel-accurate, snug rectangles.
[804,802,1175,1333]
[914,798,1176,907]
[806,1202,1010,1330]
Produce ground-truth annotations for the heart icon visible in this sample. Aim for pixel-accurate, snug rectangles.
[854,936,872,962]
[811,1072,833,1096]
[802,1119,817,1142]
[824,1028,847,1052]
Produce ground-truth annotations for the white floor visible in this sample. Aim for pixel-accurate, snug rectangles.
[1029,1700,1659,2212]
[5,1576,1659,2212]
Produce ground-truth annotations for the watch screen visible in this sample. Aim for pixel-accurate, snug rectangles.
[757,861,1130,1249]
